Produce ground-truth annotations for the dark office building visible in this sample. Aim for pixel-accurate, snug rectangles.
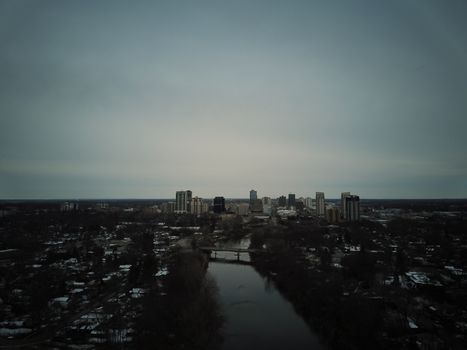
[213,196,226,213]
[288,193,296,208]
[278,195,287,207]
[249,189,257,204]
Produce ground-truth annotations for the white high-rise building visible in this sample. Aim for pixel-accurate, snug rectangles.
[175,190,192,213]
[191,196,208,215]
[316,192,325,217]
[304,197,313,208]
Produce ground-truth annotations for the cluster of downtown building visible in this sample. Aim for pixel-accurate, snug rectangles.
[160,189,361,222]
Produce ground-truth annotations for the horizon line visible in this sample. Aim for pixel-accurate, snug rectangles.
[1,197,467,202]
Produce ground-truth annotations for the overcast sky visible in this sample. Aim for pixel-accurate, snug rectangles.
[1,0,466,199]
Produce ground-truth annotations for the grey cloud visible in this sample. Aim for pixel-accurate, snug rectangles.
[1,0,467,199]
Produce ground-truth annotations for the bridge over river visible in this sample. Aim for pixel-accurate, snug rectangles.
[199,246,262,263]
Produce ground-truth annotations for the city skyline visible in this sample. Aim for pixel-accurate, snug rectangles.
[1,0,467,199]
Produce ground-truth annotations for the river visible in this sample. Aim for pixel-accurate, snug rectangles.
[207,239,324,350]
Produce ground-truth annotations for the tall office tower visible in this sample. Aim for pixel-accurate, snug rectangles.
[288,193,296,208]
[175,190,192,213]
[341,192,351,220]
[316,192,325,217]
[304,197,313,208]
[191,196,207,215]
[278,195,287,207]
[250,190,258,204]
[213,196,226,214]
[345,195,360,222]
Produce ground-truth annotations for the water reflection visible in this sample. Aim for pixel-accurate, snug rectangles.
[208,262,323,350]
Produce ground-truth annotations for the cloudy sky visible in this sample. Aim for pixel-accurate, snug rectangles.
[1,0,466,199]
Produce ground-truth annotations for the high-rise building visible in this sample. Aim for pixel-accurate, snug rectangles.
[191,196,208,215]
[341,192,351,220]
[175,190,192,213]
[278,195,287,207]
[261,197,272,215]
[250,190,257,204]
[316,192,325,217]
[326,207,340,223]
[213,197,226,214]
[304,197,313,209]
[288,193,296,208]
[345,195,360,221]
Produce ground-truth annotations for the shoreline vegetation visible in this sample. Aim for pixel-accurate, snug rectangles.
[137,249,224,350]
[245,214,467,350]
[250,249,381,350]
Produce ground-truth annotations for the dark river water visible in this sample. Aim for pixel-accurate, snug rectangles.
[208,258,324,350]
